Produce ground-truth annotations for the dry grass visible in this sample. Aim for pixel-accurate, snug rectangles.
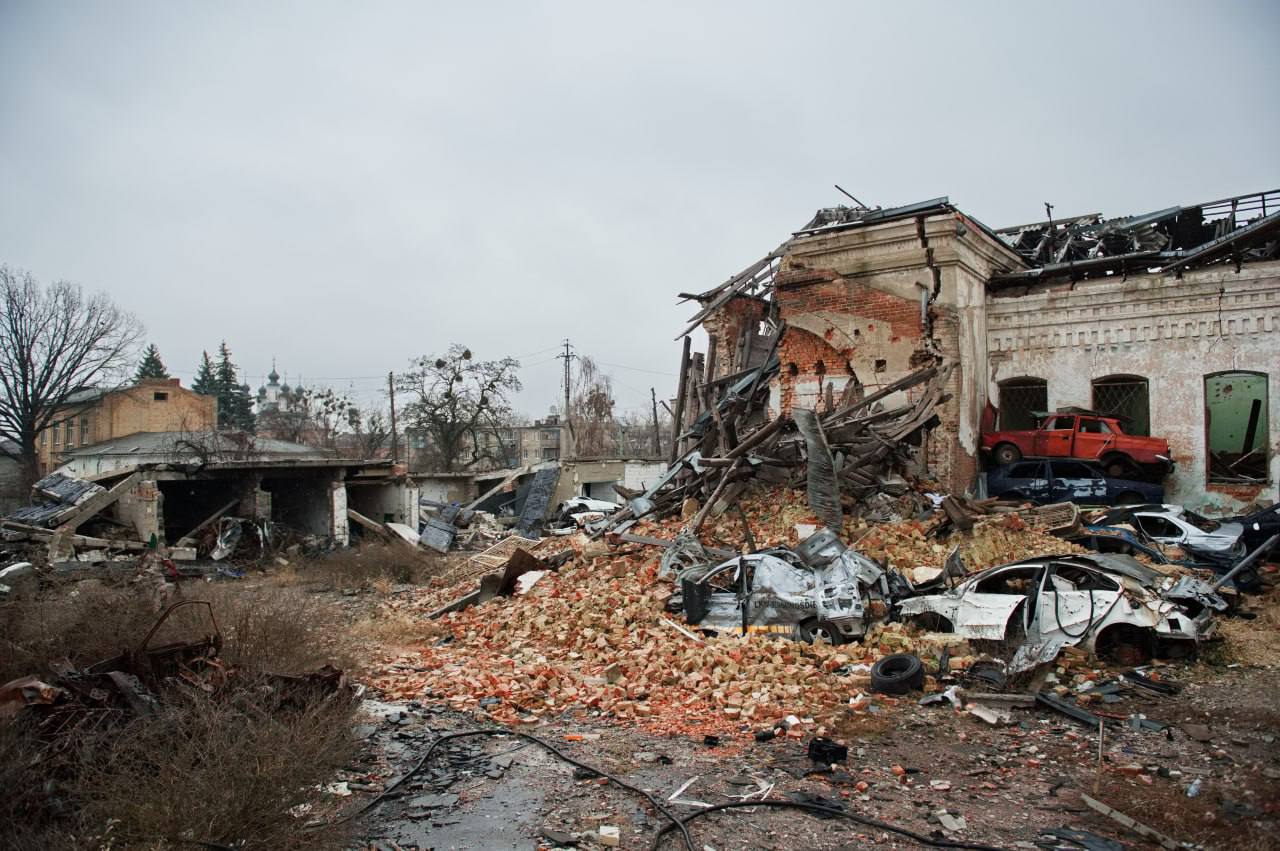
[0,576,163,684]
[276,542,443,591]
[0,578,362,850]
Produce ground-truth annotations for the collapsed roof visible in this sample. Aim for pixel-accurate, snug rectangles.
[991,188,1280,286]
[678,189,1280,329]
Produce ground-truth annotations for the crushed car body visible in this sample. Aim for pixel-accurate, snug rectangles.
[671,528,908,644]
[898,553,1224,671]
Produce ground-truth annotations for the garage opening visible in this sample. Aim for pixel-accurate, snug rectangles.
[156,480,241,544]
[1092,374,1150,436]
[262,473,334,537]
[1204,371,1269,482]
[998,377,1048,431]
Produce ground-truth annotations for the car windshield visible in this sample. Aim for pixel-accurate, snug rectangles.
[1181,510,1221,532]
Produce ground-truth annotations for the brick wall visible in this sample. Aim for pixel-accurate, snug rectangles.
[702,295,768,379]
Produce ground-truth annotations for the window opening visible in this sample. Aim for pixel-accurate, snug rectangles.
[1093,376,1150,436]
[1205,371,1268,482]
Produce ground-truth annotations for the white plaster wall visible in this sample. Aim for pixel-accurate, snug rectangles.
[623,462,668,494]
[987,262,1280,512]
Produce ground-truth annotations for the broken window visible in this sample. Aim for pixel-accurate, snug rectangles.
[1204,371,1269,482]
[1134,515,1180,539]
[1050,564,1118,593]
[974,566,1042,594]
[1092,375,1150,436]
[998,377,1047,431]
[153,391,169,401]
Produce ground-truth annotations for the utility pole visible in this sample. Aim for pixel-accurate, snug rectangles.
[387,371,399,465]
[650,387,662,457]
[555,339,577,459]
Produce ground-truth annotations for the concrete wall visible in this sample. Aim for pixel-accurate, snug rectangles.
[347,480,420,526]
[418,475,476,505]
[769,212,1023,493]
[987,261,1280,512]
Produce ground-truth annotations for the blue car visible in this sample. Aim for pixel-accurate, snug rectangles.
[986,459,1164,506]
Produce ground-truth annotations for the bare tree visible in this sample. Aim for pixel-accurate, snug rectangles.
[258,385,352,448]
[347,407,392,459]
[569,356,618,458]
[397,345,521,472]
[0,266,143,487]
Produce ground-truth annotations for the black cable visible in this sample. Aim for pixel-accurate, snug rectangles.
[650,799,1010,851]
[325,728,696,851]
[1054,586,1096,638]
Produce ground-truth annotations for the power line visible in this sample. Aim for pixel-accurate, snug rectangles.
[594,359,678,378]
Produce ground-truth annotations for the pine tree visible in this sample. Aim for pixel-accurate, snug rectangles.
[134,343,170,382]
[192,351,218,396]
[215,342,256,432]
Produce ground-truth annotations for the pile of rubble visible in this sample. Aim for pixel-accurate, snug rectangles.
[598,361,953,539]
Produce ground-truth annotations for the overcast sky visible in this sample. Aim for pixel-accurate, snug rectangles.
[3,1,1278,419]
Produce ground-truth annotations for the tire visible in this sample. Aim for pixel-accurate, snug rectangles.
[1102,454,1135,478]
[800,619,846,646]
[993,444,1021,466]
[1113,491,1143,506]
[870,653,925,695]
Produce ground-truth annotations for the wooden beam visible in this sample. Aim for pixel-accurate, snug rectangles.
[55,473,142,534]
[176,497,240,547]
[347,508,393,540]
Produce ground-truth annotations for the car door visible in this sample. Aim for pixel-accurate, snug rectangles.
[1033,416,1076,457]
[1048,461,1107,504]
[1035,563,1121,638]
[1073,417,1117,460]
[953,564,1043,639]
[1133,513,1186,547]
[999,461,1050,502]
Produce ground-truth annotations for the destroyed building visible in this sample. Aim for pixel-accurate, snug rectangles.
[681,189,1279,511]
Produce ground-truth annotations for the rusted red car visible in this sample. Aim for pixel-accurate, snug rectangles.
[981,412,1172,478]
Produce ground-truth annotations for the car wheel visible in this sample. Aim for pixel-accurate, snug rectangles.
[870,653,925,694]
[1103,454,1135,478]
[993,443,1021,466]
[800,619,846,646]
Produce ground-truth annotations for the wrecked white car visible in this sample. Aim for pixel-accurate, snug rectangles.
[672,529,907,644]
[898,553,1224,671]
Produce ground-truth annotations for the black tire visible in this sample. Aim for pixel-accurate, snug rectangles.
[870,653,925,695]
[1102,454,1135,478]
[800,619,846,646]
[993,443,1021,466]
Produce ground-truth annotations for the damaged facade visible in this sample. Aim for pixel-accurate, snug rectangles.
[684,189,1279,511]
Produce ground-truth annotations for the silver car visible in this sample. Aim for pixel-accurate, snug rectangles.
[898,553,1223,671]
[1096,503,1245,560]
[675,529,903,644]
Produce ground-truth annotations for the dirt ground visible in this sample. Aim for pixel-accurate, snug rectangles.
[320,584,1280,851]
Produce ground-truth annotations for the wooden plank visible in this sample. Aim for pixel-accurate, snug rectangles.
[55,473,141,534]
[347,508,393,540]
[464,465,528,511]
[176,498,240,547]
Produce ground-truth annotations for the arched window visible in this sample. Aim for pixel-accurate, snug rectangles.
[1092,375,1150,436]
[1205,371,1269,482]
[998,377,1048,431]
